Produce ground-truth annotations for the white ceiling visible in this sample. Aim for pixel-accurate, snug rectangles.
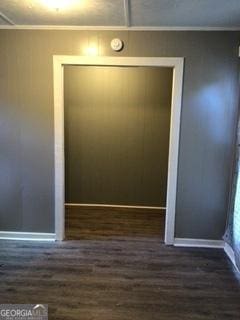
[0,0,240,29]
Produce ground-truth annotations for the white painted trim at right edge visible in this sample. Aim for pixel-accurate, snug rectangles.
[224,242,240,272]
[174,238,225,248]
[164,59,184,245]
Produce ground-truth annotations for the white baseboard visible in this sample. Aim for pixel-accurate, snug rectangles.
[174,238,225,248]
[0,231,56,241]
[65,203,166,210]
[224,242,240,272]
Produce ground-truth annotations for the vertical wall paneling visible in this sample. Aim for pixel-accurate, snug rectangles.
[64,66,172,207]
[0,30,239,240]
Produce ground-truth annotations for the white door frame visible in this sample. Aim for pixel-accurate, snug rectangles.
[53,55,184,244]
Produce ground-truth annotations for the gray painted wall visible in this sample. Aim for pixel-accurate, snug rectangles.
[64,66,172,206]
[0,30,239,238]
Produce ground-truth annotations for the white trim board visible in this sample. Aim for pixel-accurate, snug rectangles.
[224,242,240,272]
[65,203,166,210]
[174,238,225,248]
[1,25,240,31]
[53,56,184,243]
[0,232,56,241]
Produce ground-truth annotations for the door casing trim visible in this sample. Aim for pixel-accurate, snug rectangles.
[53,56,184,243]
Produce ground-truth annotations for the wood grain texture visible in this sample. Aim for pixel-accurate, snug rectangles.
[65,205,165,239]
[0,208,239,320]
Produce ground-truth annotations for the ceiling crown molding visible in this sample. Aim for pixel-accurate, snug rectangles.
[0,25,240,31]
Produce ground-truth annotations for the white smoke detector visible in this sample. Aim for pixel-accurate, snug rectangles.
[111,38,124,51]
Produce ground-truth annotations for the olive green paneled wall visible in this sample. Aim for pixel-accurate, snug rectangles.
[0,30,239,239]
[64,66,172,206]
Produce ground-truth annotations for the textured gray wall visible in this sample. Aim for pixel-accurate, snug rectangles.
[0,30,239,238]
[64,66,172,206]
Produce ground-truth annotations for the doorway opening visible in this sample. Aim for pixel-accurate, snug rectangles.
[53,56,184,244]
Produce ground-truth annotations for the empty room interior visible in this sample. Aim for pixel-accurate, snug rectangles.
[0,1,240,319]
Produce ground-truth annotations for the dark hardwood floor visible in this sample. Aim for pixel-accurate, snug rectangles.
[0,206,239,320]
[65,206,165,240]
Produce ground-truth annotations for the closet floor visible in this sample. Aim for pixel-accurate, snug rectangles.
[65,205,165,240]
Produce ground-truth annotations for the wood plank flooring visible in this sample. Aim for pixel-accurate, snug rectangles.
[0,207,239,320]
[65,206,165,240]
